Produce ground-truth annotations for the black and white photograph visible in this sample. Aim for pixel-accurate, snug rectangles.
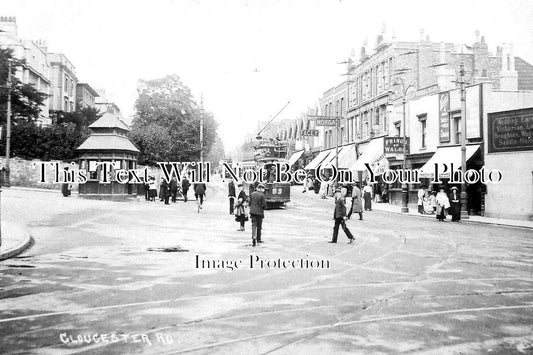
[1,0,533,353]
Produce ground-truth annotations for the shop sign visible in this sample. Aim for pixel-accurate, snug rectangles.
[439,92,450,143]
[488,107,533,153]
[384,137,409,157]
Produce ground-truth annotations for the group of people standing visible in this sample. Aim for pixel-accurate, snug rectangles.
[144,176,207,212]
[228,180,267,247]
[417,186,461,222]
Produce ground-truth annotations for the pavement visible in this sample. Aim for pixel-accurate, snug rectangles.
[0,221,33,261]
[302,187,533,230]
[1,181,533,354]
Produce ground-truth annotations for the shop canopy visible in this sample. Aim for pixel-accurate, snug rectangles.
[350,138,384,171]
[304,149,333,170]
[287,150,305,167]
[334,143,358,169]
[418,144,481,178]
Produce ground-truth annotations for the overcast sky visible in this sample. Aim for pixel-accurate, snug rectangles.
[1,0,532,152]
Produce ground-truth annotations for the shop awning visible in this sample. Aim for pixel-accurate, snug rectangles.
[305,149,333,170]
[287,150,304,167]
[419,144,481,178]
[335,144,358,169]
[321,149,338,165]
[350,138,384,171]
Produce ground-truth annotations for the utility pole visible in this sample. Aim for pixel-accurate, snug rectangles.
[200,94,204,163]
[459,63,469,219]
[5,59,11,187]
[401,94,408,213]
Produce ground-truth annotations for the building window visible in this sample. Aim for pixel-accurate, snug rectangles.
[453,116,461,144]
[418,114,427,148]
[394,121,401,137]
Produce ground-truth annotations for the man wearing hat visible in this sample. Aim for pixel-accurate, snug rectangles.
[330,187,355,244]
[249,183,267,246]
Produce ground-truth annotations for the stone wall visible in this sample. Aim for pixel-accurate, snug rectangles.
[0,157,77,191]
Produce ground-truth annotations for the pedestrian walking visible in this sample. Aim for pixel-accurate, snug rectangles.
[228,179,236,215]
[449,186,461,221]
[329,188,355,244]
[160,178,170,205]
[436,187,450,221]
[417,186,426,214]
[170,177,178,203]
[234,183,248,231]
[194,182,206,212]
[181,176,190,202]
[148,176,157,202]
[347,183,363,220]
[363,183,373,211]
[249,183,267,246]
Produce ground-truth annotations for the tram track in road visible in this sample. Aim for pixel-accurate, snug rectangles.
[256,228,458,354]
[152,304,533,355]
[27,281,533,354]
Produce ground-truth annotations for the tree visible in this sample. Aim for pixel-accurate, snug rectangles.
[130,74,218,165]
[0,47,47,124]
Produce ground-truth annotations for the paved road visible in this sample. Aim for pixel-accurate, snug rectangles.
[1,181,533,354]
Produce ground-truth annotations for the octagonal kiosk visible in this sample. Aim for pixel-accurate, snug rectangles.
[76,113,140,200]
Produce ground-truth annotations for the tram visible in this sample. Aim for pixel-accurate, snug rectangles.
[254,139,291,208]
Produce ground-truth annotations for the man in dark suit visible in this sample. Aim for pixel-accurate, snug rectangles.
[330,188,355,244]
[249,183,267,247]
[194,183,206,208]
[160,179,170,205]
[228,179,236,215]
[170,177,178,203]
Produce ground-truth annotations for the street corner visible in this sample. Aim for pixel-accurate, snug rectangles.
[0,222,33,261]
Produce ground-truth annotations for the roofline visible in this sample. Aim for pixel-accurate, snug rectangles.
[77,82,100,97]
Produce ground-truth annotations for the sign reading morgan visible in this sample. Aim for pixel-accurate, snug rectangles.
[488,107,533,153]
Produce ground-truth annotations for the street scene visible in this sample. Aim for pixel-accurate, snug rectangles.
[1,183,533,354]
[1,0,533,354]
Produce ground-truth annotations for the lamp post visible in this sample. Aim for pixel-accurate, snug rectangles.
[4,58,11,187]
[459,63,469,219]
[393,76,414,213]
[401,94,409,213]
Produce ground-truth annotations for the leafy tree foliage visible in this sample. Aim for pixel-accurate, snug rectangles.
[130,74,220,165]
[0,47,47,124]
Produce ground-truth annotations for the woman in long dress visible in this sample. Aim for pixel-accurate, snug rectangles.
[435,187,450,221]
[234,183,248,231]
[363,183,373,211]
[449,186,461,221]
